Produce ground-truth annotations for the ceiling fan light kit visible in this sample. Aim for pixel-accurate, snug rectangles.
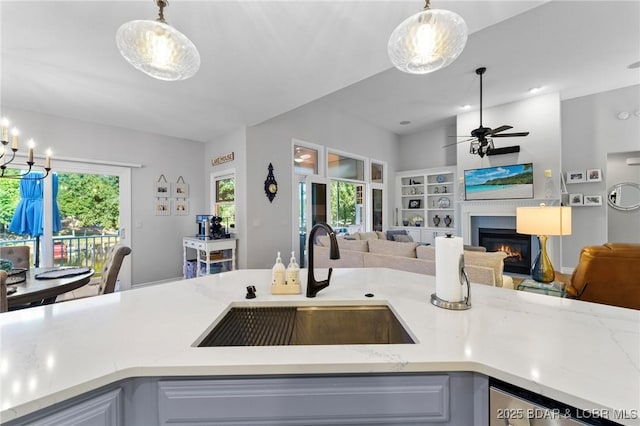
[116,0,200,81]
[388,0,468,74]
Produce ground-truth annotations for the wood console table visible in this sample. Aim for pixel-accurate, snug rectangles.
[183,237,236,278]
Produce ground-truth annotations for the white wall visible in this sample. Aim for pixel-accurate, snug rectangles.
[244,99,399,269]
[5,108,205,285]
[561,85,640,266]
[398,117,457,170]
[607,151,640,243]
[456,93,563,199]
[204,127,248,268]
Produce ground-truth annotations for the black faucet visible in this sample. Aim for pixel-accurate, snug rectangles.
[306,223,340,298]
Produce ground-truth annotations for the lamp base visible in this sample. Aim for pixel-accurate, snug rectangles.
[531,235,555,283]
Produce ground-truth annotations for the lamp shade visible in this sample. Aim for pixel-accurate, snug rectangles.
[116,19,200,81]
[516,206,572,236]
[388,8,467,74]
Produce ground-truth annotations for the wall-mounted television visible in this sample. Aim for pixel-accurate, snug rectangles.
[464,163,534,201]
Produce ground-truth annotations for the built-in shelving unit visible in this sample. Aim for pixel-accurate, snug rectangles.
[395,166,457,244]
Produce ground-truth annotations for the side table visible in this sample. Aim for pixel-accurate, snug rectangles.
[517,279,566,297]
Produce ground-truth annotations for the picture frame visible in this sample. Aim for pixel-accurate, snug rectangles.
[154,199,171,216]
[566,170,586,183]
[583,195,602,206]
[408,199,422,209]
[586,168,602,182]
[173,182,189,198]
[154,181,170,197]
[569,193,583,206]
[173,200,190,215]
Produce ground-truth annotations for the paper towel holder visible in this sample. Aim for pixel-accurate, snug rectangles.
[430,253,471,310]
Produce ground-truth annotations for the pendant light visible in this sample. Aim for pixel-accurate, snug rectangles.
[388,0,467,74]
[116,0,200,81]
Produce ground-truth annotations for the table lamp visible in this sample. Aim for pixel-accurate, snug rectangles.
[516,204,572,283]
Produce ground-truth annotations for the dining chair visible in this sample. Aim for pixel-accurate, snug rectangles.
[1,270,8,313]
[98,245,132,295]
[0,246,31,269]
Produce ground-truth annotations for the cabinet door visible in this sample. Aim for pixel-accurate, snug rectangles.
[158,375,451,425]
[26,388,122,426]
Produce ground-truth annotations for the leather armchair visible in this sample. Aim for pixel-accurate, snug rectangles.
[567,243,640,310]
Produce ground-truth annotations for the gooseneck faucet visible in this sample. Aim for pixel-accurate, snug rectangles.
[306,223,340,298]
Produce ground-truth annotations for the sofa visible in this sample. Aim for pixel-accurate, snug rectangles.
[314,232,514,288]
[566,243,640,310]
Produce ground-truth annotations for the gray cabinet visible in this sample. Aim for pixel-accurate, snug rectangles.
[7,373,487,426]
[10,388,122,426]
[157,373,483,425]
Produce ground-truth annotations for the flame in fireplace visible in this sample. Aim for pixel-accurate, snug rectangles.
[497,244,523,262]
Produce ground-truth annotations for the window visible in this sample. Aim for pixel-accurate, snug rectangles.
[293,145,319,175]
[328,152,364,180]
[213,172,235,230]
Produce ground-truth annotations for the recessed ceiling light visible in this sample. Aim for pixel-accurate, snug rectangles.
[617,111,630,120]
[300,154,311,160]
[399,121,411,125]
[461,104,471,110]
[528,87,541,94]
[294,158,304,163]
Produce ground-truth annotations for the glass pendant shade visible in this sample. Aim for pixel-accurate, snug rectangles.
[388,8,467,74]
[116,19,200,81]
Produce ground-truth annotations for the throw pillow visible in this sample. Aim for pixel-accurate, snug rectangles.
[385,229,408,241]
[368,239,418,258]
[393,234,414,243]
[337,238,369,252]
[357,232,380,241]
[316,235,369,252]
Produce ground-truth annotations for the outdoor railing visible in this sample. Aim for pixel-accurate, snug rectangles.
[0,234,120,277]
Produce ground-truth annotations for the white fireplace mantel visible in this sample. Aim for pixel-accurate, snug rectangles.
[459,198,560,244]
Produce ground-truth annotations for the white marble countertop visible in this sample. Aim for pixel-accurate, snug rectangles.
[1,268,638,424]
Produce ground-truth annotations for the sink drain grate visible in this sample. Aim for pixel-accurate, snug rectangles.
[200,307,297,346]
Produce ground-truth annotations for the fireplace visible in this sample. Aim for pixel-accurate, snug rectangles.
[478,228,531,274]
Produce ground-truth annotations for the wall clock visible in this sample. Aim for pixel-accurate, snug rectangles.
[264,163,277,203]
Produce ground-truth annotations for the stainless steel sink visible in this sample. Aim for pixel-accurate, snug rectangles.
[197,305,414,346]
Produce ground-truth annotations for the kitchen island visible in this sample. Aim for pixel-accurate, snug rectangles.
[0,268,638,424]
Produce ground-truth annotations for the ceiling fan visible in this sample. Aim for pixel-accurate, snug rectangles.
[446,67,530,158]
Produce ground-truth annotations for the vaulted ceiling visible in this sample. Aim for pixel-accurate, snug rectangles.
[1,1,639,143]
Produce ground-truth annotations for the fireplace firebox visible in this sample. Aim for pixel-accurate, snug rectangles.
[478,228,531,275]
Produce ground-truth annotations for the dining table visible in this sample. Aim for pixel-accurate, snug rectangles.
[6,267,95,309]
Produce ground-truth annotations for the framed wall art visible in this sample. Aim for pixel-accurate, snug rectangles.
[586,168,602,182]
[173,176,190,198]
[154,175,170,197]
[155,199,171,216]
[584,195,602,206]
[569,193,584,206]
[566,170,586,183]
[408,199,422,209]
[173,200,190,215]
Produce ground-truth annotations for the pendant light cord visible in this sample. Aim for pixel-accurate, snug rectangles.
[156,0,168,23]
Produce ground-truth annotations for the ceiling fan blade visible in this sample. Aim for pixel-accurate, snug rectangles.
[489,125,513,135]
[492,132,530,137]
[442,138,474,148]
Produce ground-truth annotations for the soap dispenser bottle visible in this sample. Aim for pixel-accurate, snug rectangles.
[272,252,286,286]
[286,251,300,285]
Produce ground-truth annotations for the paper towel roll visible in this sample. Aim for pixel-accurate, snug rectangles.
[435,235,464,302]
